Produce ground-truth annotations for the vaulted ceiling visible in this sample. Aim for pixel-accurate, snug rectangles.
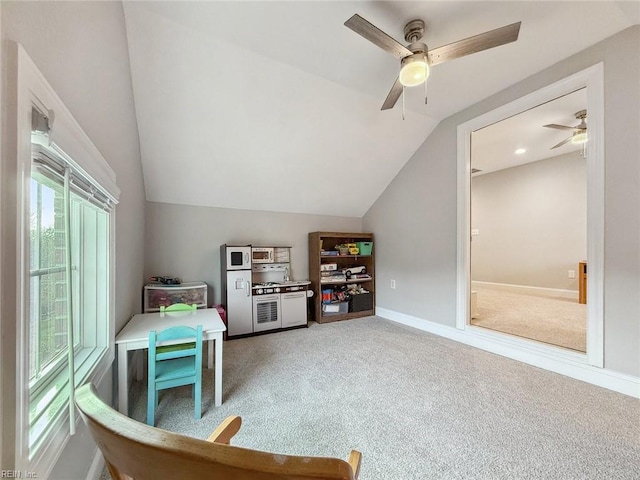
[122,1,639,217]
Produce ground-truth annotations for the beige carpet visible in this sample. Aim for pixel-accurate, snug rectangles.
[100,317,639,480]
[470,287,587,352]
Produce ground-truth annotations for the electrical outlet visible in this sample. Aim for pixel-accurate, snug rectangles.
[568,270,576,279]
[390,279,396,289]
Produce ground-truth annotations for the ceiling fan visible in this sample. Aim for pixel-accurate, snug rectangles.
[344,14,521,111]
[544,110,588,149]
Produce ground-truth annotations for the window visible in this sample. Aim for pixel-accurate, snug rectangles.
[27,146,111,451]
[12,45,120,477]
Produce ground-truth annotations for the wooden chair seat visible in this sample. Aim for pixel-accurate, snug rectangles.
[75,383,362,480]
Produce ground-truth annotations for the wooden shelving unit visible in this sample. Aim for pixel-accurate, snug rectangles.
[309,232,375,324]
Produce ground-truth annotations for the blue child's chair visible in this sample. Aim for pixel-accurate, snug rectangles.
[156,304,198,355]
[147,324,203,426]
[159,303,197,313]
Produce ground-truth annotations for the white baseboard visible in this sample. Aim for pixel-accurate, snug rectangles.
[472,280,578,300]
[86,448,105,480]
[376,307,639,398]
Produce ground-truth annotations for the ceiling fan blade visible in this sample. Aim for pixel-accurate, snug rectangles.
[551,136,573,149]
[427,22,521,67]
[381,77,403,110]
[345,14,413,60]
[543,123,575,131]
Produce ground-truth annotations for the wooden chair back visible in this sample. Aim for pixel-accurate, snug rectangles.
[75,383,361,480]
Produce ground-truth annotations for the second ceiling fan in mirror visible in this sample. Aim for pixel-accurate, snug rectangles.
[344,14,522,113]
[544,110,588,149]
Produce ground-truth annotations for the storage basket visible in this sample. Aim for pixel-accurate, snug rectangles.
[143,281,207,312]
[349,292,373,312]
[322,301,349,314]
[355,242,373,256]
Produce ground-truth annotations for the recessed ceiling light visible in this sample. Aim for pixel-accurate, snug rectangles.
[515,148,527,155]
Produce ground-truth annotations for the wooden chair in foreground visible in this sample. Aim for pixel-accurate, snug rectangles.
[75,383,362,480]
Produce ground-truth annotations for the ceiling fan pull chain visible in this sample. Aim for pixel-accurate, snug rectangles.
[402,86,406,120]
[424,70,428,105]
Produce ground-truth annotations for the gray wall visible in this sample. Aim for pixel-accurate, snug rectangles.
[145,201,362,306]
[471,152,587,290]
[1,1,145,477]
[364,26,640,377]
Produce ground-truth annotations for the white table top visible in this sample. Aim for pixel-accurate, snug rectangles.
[116,308,226,344]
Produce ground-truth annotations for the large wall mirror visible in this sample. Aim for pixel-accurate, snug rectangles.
[470,88,587,352]
[457,65,604,368]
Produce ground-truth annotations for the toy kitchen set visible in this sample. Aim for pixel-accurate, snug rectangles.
[221,245,311,338]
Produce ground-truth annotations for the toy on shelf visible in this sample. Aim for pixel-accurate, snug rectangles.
[149,276,182,285]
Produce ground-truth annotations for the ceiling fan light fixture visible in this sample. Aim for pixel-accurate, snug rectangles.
[399,54,429,87]
[571,131,588,144]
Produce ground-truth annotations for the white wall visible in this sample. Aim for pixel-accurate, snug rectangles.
[145,201,362,305]
[364,26,640,377]
[1,1,145,477]
[471,152,587,290]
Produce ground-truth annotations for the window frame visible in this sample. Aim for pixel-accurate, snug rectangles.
[27,169,112,452]
[14,44,120,478]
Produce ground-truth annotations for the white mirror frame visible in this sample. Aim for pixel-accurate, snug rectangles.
[456,63,604,368]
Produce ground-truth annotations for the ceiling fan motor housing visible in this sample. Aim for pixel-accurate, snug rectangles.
[575,110,587,129]
[408,42,428,55]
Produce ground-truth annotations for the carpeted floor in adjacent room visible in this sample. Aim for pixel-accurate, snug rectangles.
[102,316,638,480]
[471,287,587,352]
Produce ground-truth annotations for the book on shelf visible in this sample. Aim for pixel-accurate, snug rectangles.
[351,274,372,280]
[321,274,346,283]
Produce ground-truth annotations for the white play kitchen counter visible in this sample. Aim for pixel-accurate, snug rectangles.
[222,244,312,338]
[252,280,311,332]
